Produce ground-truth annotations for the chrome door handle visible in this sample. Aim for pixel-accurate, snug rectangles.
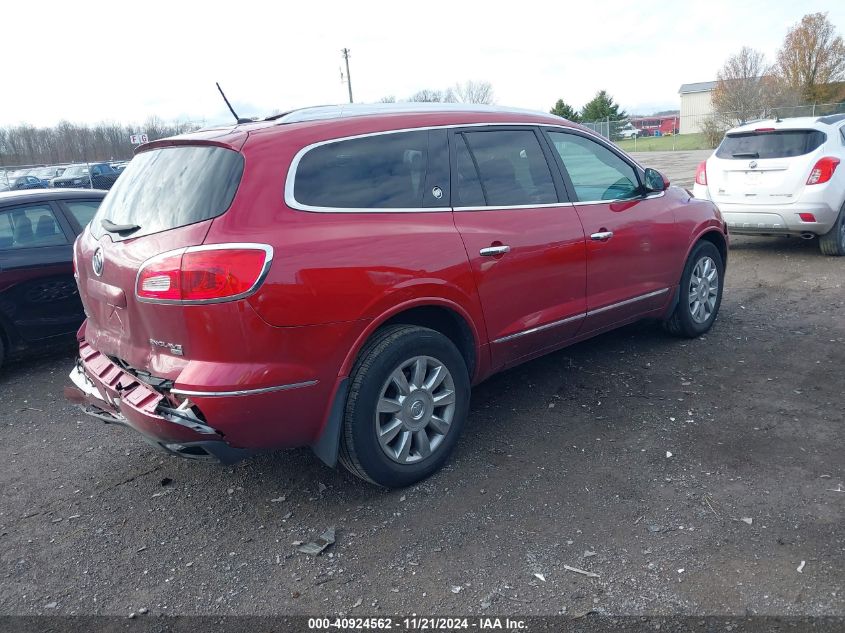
[479,245,511,257]
[590,231,614,241]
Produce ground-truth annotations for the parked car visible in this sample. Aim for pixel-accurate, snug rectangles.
[31,166,66,186]
[5,175,48,191]
[693,114,845,255]
[51,163,120,190]
[0,189,106,369]
[67,103,728,487]
[616,124,641,139]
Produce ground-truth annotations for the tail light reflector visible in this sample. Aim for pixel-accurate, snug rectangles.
[695,161,707,186]
[806,157,840,185]
[136,244,272,303]
[798,213,817,222]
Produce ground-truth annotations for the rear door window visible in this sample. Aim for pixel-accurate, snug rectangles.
[716,130,826,159]
[453,135,485,207]
[90,145,244,241]
[293,130,438,209]
[459,129,557,207]
[0,204,69,249]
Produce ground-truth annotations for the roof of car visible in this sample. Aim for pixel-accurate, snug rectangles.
[266,102,561,125]
[0,188,107,206]
[142,103,574,153]
[727,115,845,134]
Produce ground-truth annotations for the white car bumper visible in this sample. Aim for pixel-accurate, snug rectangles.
[692,186,839,235]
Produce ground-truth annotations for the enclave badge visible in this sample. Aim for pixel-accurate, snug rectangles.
[149,339,184,356]
[92,247,104,277]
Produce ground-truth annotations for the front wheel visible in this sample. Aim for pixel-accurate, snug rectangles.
[819,205,845,256]
[664,240,724,338]
[339,325,470,487]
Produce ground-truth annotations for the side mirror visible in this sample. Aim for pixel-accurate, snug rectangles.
[644,167,669,192]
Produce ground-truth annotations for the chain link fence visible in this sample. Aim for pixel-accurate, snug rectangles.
[0,161,128,193]
[580,101,845,151]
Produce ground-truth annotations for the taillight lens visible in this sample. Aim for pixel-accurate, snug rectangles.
[136,244,272,303]
[695,161,707,186]
[806,157,840,185]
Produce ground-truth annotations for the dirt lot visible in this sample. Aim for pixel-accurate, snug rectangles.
[630,150,712,189]
[1,230,843,617]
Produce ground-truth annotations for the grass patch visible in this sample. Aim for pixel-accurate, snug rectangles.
[615,133,710,152]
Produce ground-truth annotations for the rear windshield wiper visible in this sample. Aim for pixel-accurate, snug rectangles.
[732,152,759,158]
[101,218,141,235]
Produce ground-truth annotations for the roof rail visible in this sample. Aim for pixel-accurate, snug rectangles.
[270,102,556,125]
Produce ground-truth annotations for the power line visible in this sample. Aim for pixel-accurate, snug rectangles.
[341,48,353,104]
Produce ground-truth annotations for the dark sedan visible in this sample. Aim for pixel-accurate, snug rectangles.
[5,175,48,191]
[0,189,106,368]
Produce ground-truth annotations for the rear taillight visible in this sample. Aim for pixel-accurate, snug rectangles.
[136,244,272,304]
[695,161,707,186]
[806,157,840,185]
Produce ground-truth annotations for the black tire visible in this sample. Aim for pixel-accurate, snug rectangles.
[819,204,845,256]
[338,325,470,488]
[664,240,724,338]
[0,333,5,371]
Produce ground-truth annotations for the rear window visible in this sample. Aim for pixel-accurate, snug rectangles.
[293,131,430,209]
[90,145,243,240]
[716,130,826,160]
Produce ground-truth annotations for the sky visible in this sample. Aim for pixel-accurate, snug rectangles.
[1,0,843,128]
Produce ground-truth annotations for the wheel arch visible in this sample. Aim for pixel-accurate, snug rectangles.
[689,227,728,268]
[339,299,484,382]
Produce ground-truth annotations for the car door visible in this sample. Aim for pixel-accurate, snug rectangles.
[0,201,82,342]
[450,126,586,369]
[543,128,684,333]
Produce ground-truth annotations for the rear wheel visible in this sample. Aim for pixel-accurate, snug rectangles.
[339,325,470,487]
[819,205,845,256]
[664,241,724,338]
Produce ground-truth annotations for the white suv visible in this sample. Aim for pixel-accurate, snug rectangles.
[693,114,845,255]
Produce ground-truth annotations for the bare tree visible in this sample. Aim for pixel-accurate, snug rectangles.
[448,80,495,104]
[378,95,397,103]
[711,47,770,126]
[0,118,202,166]
[408,89,446,103]
[775,12,845,103]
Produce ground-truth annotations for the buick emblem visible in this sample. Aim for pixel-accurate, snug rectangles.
[748,160,758,169]
[92,247,104,277]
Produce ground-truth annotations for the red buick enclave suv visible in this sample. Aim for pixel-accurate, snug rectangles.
[66,103,728,487]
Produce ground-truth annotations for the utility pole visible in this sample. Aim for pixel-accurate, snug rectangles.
[341,48,353,104]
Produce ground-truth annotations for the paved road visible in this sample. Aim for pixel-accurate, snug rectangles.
[1,216,843,617]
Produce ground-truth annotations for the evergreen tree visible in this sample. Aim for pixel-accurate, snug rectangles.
[550,99,581,122]
[580,90,626,122]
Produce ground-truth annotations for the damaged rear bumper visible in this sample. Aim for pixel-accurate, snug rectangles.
[64,342,254,464]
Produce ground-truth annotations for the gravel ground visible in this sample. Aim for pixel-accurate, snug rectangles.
[630,150,712,189]
[0,233,843,618]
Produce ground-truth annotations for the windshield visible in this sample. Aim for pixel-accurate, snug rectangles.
[91,145,244,241]
[62,165,89,177]
[716,129,826,159]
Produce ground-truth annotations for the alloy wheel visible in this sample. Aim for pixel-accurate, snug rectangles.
[375,355,456,464]
[688,256,719,324]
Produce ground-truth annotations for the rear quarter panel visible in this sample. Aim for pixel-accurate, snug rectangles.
[204,125,488,373]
